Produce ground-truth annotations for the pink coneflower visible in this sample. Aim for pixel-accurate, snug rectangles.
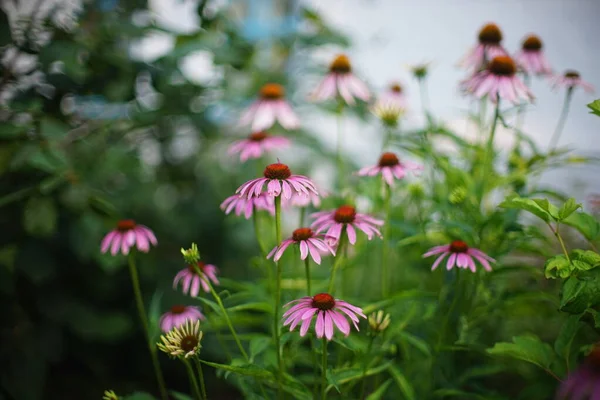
[228,132,290,163]
[267,227,335,265]
[220,192,275,219]
[236,162,318,200]
[423,240,495,272]
[240,83,300,131]
[557,345,600,400]
[282,191,323,209]
[550,70,595,93]
[100,220,157,256]
[460,56,534,105]
[378,82,407,109]
[311,205,383,245]
[282,293,366,340]
[358,152,422,186]
[514,35,552,77]
[159,305,205,333]
[459,23,508,71]
[173,261,220,297]
[311,54,370,105]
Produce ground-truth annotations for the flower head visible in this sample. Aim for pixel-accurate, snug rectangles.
[282,190,323,209]
[550,70,595,93]
[460,56,534,104]
[557,345,600,400]
[423,240,495,272]
[358,152,422,186]
[100,220,157,256]
[220,192,275,219]
[240,83,300,131]
[409,62,432,80]
[514,34,552,76]
[228,132,291,163]
[372,99,405,127]
[311,205,383,245]
[368,310,391,333]
[311,54,370,105]
[103,390,119,400]
[459,23,508,71]
[158,319,203,359]
[282,293,366,340]
[159,305,205,333]
[173,261,220,297]
[236,162,318,199]
[267,227,335,265]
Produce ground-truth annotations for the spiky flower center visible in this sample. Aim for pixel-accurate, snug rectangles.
[488,56,516,77]
[188,262,205,274]
[478,23,502,45]
[293,228,313,241]
[117,219,136,231]
[330,54,352,74]
[390,83,402,93]
[334,205,357,224]
[171,305,187,314]
[449,240,469,253]
[565,70,580,79]
[312,293,335,310]
[180,335,199,353]
[264,163,291,180]
[260,83,284,100]
[522,35,542,51]
[249,132,268,141]
[378,152,400,167]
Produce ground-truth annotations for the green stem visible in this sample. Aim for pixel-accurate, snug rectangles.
[359,336,375,399]
[274,196,283,395]
[304,257,312,296]
[514,74,531,140]
[193,357,208,400]
[299,207,307,228]
[184,359,203,400]
[328,232,347,294]
[321,337,328,400]
[550,223,571,263]
[418,77,432,127]
[127,254,168,400]
[477,101,500,205]
[336,101,345,189]
[382,183,392,297]
[548,87,574,154]
[253,207,269,258]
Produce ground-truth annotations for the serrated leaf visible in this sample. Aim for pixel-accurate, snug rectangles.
[486,335,555,371]
[544,255,571,279]
[572,250,600,267]
[558,198,581,220]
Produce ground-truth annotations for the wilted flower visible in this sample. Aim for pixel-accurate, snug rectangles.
[228,132,291,163]
[550,70,595,93]
[159,305,206,333]
[358,152,422,186]
[282,293,366,340]
[459,23,508,71]
[236,162,318,199]
[267,227,335,265]
[311,205,384,245]
[100,220,157,256]
[368,310,391,332]
[423,240,495,272]
[173,261,219,297]
[240,83,300,131]
[102,390,119,400]
[514,34,552,76]
[220,192,275,219]
[557,345,600,400]
[157,319,203,359]
[311,54,370,105]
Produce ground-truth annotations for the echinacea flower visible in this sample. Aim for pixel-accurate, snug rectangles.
[514,35,552,76]
[459,23,508,71]
[157,319,203,359]
[282,293,366,340]
[311,54,370,105]
[159,305,205,333]
[372,99,405,127]
[228,131,291,163]
[220,192,275,219]
[550,70,595,93]
[358,152,422,186]
[423,240,495,272]
[379,82,407,109]
[368,310,391,333]
[267,227,335,265]
[240,83,300,131]
[282,191,323,209]
[100,219,158,256]
[236,162,318,199]
[311,205,383,245]
[460,56,534,105]
[557,345,600,400]
[173,261,219,297]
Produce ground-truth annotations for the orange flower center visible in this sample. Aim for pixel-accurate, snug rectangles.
[488,56,516,77]
[334,205,356,224]
[478,23,502,45]
[188,261,205,274]
[117,219,136,231]
[522,35,542,51]
[329,54,352,74]
[249,132,268,141]
[260,83,284,100]
[264,163,291,180]
[564,70,580,79]
[171,305,187,314]
[449,240,469,253]
[293,227,313,241]
[390,83,402,93]
[378,152,400,167]
[312,293,335,310]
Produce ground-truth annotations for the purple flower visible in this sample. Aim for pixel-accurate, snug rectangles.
[282,190,324,209]
[228,132,290,163]
[100,219,157,256]
[240,83,300,131]
[236,162,318,200]
[514,35,553,77]
[311,54,370,105]
[173,261,220,297]
[159,305,205,333]
[311,205,383,245]
[550,70,595,93]
[220,192,275,219]
[377,82,407,109]
[459,23,508,71]
[557,346,600,400]
[423,240,495,272]
[358,152,422,186]
[282,293,366,340]
[267,228,335,265]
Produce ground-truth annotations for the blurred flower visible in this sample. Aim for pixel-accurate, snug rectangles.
[236,162,318,199]
[379,82,407,109]
[228,132,290,163]
[514,34,553,76]
[358,152,422,186]
[158,319,203,359]
[550,70,595,93]
[240,83,300,131]
[423,241,495,272]
[159,305,205,333]
[368,310,391,332]
[459,23,508,71]
[267,227,335,265]
[557,345,600,400]
[587,194,600,214]
[220,192,275,219]
[102,390,119,400]
[282,190,323,209]
[311,205,383,245]
[311,54,370,105]
[371,100,405,127]
[100,220,157,256]
[282,293,366,340]
[460,56,534,105]
[173,261,220,297]
[409,62,432,80]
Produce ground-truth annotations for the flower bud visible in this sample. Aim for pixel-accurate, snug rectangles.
[368,310,391,332]
[181,243,201,264]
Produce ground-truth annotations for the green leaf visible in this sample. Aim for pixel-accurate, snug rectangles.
[366,379,392,400]
[398,331,431,357]
[560,270,600,314]
[199,360,274,381]
[486,335,555,371]
[558,198,581,220]
[432,389,494,400]
[588,99,600,117]
[249,335,271,362]
[563,212,600,241]
[326,362,391,389]
[123,392,156,400]
[544,255,571,279]
[195,296,221,314]
[572,249,600,267]
[554,315,582,369]
[499,195,554,222]
[388,365,415,400]
[169,392,193,400]
[23,197,57,238]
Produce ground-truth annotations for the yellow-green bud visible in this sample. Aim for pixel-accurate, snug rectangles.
[181,243,201,264]
[449,186,467,204]
[368,310,391,332]
[103,390,119,400]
